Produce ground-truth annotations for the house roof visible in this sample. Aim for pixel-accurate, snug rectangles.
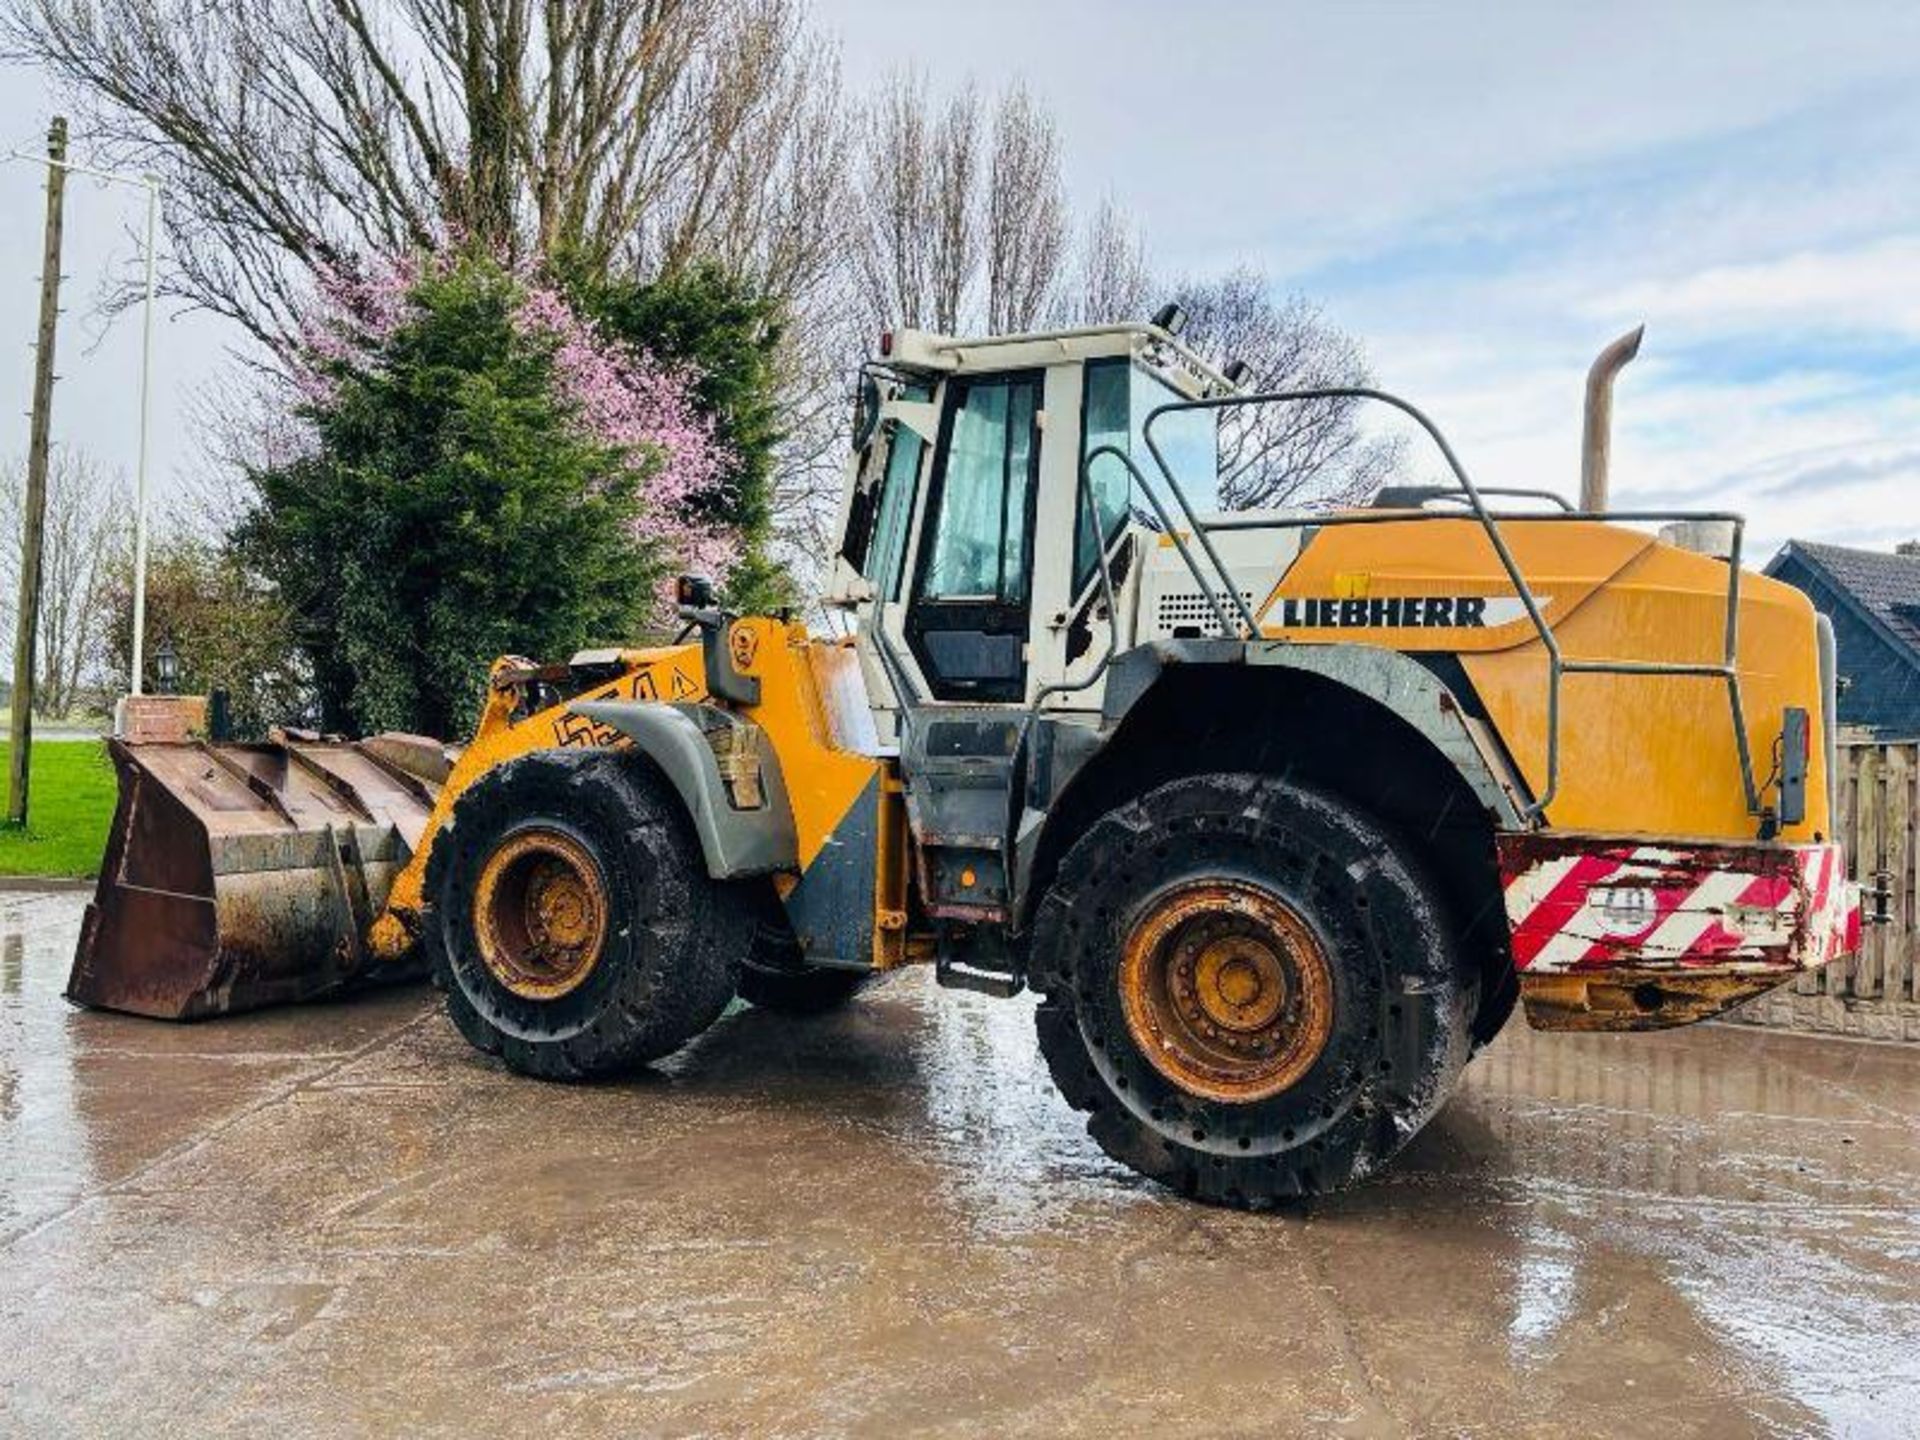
[1765,540,1920,667]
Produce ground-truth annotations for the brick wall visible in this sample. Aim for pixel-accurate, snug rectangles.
[116,694,207,744]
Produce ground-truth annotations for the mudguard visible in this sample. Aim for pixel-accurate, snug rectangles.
[572,700,798,878]
[1100,638,1531,825]
[1014,639,1532,924]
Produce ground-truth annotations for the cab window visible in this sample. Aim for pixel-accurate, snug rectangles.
[1077,360,1134,591]
[919,375,1040,603]
[1075,359,1220,594]
[867,385,929,599]
[906,370,1043,702]
[841,383,930,600]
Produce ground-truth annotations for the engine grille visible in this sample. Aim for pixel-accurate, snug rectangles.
[1154,590,1258,636]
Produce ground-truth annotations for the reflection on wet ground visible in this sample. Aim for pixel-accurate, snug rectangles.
[2,891,1917,1436]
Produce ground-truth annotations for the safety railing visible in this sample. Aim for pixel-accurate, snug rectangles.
[1090,388,1767,825]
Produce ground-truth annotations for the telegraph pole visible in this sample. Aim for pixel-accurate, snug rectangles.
[8,117,69,826]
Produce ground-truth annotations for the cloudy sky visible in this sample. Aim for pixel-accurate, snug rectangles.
[3,2,1918,560]
[821,0,1920,559]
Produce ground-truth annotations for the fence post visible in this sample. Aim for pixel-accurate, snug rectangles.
[1900,743,1918,1003]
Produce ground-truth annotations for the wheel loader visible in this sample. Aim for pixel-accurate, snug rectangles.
[71,314,1863,1205]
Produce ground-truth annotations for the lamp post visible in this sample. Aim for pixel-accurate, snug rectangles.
[4,144,162,697]
[154,634,179,696]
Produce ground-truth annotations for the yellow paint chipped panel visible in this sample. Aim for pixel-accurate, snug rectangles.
[728,617,890,872]
[1461,543,1831,842]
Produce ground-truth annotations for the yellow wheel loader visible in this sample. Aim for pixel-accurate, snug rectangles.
[72,316,1862,1204]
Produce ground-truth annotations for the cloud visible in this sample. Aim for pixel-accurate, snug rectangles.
[820,0,1920,563]
[1591,236,1920,341]
[1752,444,1920,497]
[1279,83,1920,563]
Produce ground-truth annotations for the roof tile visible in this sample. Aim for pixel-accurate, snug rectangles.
[1784,541,1920,653]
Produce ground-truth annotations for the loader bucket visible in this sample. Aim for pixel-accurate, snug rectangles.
[68,735,445,1020]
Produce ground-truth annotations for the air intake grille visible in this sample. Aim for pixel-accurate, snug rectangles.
[1154,590,1257,635]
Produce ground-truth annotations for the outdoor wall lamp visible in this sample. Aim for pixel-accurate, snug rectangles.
[154,635,179,696]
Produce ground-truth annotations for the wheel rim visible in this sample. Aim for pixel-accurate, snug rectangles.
[472,828,610,1000]
[1118,879,1335,1104]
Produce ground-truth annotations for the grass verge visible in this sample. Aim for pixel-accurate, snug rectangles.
[0,740,116,879]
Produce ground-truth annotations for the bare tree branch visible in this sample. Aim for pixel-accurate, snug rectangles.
[1070,196,1152,326]
[0,449,130,716]
[983,81,1065,333]
[1174,270,1402,510]
[1,0,848,347]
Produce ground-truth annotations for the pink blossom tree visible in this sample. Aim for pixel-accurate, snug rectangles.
[239,248,746,735]
[294,250,739,599]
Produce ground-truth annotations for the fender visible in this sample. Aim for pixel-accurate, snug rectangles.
[572,700,798,878]
[1251,641,1529,825]
[1098,639,1530,825]
[1015,639,1532,923]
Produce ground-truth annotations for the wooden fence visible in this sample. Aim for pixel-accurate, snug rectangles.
[1727,739,1920,1042]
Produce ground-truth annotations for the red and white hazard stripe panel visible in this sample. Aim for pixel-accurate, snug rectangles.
[1497,835,1862,976]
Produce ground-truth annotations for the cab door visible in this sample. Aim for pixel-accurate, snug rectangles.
[904,371,1044,703]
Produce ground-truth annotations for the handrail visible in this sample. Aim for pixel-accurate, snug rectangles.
[1371,483,1576,513]
[1129,388,1763,824]
[1085,443,1246,638]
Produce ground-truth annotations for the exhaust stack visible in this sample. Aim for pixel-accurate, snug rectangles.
[1579,325,1645,513]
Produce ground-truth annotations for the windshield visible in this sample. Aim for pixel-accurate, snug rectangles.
[1077,360,1220,589]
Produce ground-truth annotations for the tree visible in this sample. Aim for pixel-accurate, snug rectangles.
[2,0,851,348]
[1070,198,1154,327]
[852,71,981,335]
[852,74,1066,337]
[982,84,1067,333]
[0,449,126,718]
[842,82,1393,513]
[7,0,855,613]
[15,0,1399,609]
[101,530,309,736]
[236,251,731,737]
[568,260,791,610]
[1173,271,1402,510]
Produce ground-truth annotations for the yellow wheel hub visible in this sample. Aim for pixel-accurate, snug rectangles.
[473,829,609,1001]
[1119,879,1334,1104]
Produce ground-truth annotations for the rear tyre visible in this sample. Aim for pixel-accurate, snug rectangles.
[737,898,871,1014]
[424,748,748,1080]
[1030,772,1474,1206]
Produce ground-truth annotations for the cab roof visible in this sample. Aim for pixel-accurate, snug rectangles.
[884,321,1233,401]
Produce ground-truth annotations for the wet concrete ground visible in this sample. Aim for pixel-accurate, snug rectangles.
[3,891,1918,1438]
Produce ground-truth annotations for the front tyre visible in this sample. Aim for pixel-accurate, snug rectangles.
[424,748,748,1080]
[1030,773,1474,1205]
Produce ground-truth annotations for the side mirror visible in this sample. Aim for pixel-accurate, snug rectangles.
[675,574,717,611]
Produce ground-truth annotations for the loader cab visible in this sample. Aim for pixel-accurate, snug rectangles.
[829,323,1238,734]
